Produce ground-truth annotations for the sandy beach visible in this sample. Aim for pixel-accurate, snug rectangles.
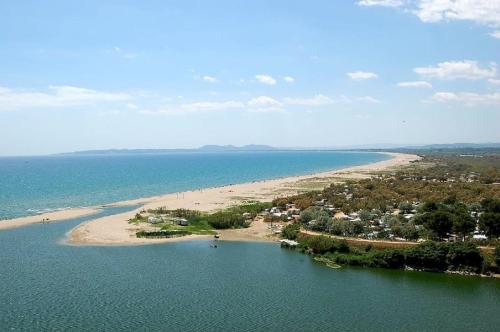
[0,152,420,244]
[0,207,100,231]
[65,152,420,245]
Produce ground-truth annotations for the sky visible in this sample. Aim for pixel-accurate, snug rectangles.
[0,0,499,156]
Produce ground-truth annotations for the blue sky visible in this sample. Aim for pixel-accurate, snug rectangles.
[0,0,499,155]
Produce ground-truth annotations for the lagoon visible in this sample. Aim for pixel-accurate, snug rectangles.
[0,207,499,331]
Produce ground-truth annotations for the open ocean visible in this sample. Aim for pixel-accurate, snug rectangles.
[0,151,388,220]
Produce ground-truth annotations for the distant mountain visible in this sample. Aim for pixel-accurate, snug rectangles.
[54,143,500,156]
[198,144,275,152]
[403,143,500,150]
[57,145,276,155]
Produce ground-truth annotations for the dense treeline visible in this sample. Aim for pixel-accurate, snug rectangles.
[291,234,491,274]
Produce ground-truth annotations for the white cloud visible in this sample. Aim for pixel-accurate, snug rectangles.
[414,60,496,80]
[255,74,277,85]
[202,75,218,83]
[431,91,500,105]
[283,94,334,106]
[397,81,433,88]
[360,1,500,37]
[357,96,381,103]
[488,78,500,85]
[490,30,500,39]
[247,96,283,112]
[0,85,130,111]
[358,0,403,7]
[414,0,500,26]
[347,71,378,80]
[283,76,295,83]
[248,96,282,107]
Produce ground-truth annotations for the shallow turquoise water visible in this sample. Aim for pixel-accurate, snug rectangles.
[0,151,388,219]
[0,208,499,331]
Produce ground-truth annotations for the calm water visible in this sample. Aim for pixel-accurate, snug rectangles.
[0,208,499,331]
[0,151,388,219]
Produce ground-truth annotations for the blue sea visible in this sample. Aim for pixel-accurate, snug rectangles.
[0,151,388,220]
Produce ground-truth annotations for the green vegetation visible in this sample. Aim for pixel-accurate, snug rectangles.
[205,202,271,229]
[136,230,192,238]
[479,198,500,238]
[160,219,215,235]
[130,202,271,238]
[281,222,301,240]
[275,150,500,277]
[205,211,247,229]
[278,152,499,214]
[272,151,499,243]
[294,234,485,274]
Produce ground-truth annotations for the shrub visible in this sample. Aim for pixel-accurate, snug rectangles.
[446,242,483,273]
[282,222,301,240]
[301,235,337,254]
[374,250,406,269]
[206,211,247,229]
[136,230,191,238]
[406,241,449,271]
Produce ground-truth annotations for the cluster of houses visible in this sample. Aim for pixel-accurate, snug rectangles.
[259,197,490,242]
[260,204,302,222]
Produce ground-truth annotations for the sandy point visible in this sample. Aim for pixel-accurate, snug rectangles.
[65,152,420,246]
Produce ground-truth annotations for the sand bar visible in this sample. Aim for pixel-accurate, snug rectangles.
[0,152,419,242]
[66,152,420,245]
[0,207,100,231]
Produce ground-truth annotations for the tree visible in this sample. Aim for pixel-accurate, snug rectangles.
[398,201,413,214]
[423,211,454,240]
[495,245,500,267]
[300,207,330,229]
[282,223,301,240]
[420,201,438,213]
[328,219,346,236]
[446,242,483,273]
[481,198,500,213]
[406,241,449,271]
[359,209,372,222]
[402,222,420,241]
[294,196,314,210]
[303,235,337,254]
[452,214,476,240]
[479,212,500,239]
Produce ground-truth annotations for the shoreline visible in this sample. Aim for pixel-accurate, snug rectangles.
[0,152,420,244]
[0,207,101,231]
[66,152,420,246]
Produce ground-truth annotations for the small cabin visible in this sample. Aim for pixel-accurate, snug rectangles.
[173,217,188,226]
[148,216,160,224]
